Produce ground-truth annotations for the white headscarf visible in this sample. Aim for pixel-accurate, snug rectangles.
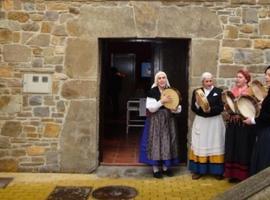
[201,72,213,82]
[151,71,171,88]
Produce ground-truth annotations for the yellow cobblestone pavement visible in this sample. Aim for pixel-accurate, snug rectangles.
[0,172,234,200]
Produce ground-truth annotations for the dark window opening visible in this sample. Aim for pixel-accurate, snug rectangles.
[99,38,190,166]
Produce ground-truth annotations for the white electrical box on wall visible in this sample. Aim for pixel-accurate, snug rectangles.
[23,73,52,93]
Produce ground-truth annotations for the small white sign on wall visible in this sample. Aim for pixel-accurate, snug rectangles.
[23,73,52,93]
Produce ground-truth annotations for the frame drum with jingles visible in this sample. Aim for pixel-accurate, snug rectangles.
[248,80,267,102]
[161,88,182,110]
[235,95,260,119]
[222,90,236,114]
[195,89,210,112]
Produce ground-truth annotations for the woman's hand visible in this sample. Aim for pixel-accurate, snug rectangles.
[243,117,252,125]
[195,94,200,105]
[205,107,211,113]
[161,94,171,104]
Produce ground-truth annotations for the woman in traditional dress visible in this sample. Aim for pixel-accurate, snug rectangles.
[224,69,256,182]
[243,66,270,175]
[139,71,182,178]
[189,72,225,180]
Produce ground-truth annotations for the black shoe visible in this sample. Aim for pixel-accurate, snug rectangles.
[153,171,163,179]
[228,178,240,183]
[192,173,202,180]
[162,169,173,177]
[215,175,224,180]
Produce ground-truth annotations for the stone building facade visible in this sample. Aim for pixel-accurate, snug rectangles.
[0,0,269,173]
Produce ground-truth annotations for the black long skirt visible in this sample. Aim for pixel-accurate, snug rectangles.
[224,121,256,180]
[250,126,270,175]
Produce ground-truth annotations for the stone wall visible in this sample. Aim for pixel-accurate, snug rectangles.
[0,0,270,173]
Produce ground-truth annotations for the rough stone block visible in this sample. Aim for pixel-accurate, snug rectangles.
[23,2,35,11]
[220,48,234,63]
[36,3,45,11]
[1,121,22,137]
[32,58,43,68]
[52,25,67,36]
[0,28,12,44]
[29,96,42,106]
[30,14,44,21]
[23,126,36,132]
[27,34,50,47]
[0,150,9,158]
[60,105,98,169]
[132,1,159,37]
[0,95,21,114]
[60,121,97,173]
[59,13,73,24]
[158,6,222,38]
[11,149,26,157]
[191,39,219,76]
[224,25,238,39]
[32,157,45,163]
[229,16,241,24]
[21,22,40,32]
[12,32,20,43]
[240,24,254,33]
[61,80,97,99]
[21,32,33,44]
[219,65,244,78]
[44,56,63,65]
[222,39,251,48]
[0,137,10,148]
[259,20,270,35]
[234,49,264,64]
[66,19,80,36]
[46,151,58,164]
[3,0,14,10]
[65,38,97,78]
[3,44,31,62]
[39,164,59,172]
[80,6,136,37]
[8,11,29,23]
[33,107,50,117]
[41,22,52,33]
[69,7,80,15]
[44,96,55,106]
[44,123,60,138]
[47,2,69,11]
[249,65,268,74]
[266,50,270,63]
[258,0,270,4]
[242,8,258,23]
[231,0,256,4]
[56,101,65,112]
[0,159,18,172]
[0,66,13,77]
[254,39,270,49]
[45,11,59,21]
[26,146,45,156]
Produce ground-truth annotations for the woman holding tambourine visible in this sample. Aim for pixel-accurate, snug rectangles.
[189,72,225,180]
[139,71,182,179]
[224,69,256,182]
[243,66,270,175]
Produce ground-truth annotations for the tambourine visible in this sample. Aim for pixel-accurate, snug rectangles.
[235,95,260,119]
[222,90,236,114]
[248,80,267,102]
[161,88,182,110]
[195,89,210,112]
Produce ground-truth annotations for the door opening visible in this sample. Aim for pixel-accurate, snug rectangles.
[99,38,190,165]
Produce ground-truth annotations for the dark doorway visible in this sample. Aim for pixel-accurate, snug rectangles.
[99,38,190,165]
